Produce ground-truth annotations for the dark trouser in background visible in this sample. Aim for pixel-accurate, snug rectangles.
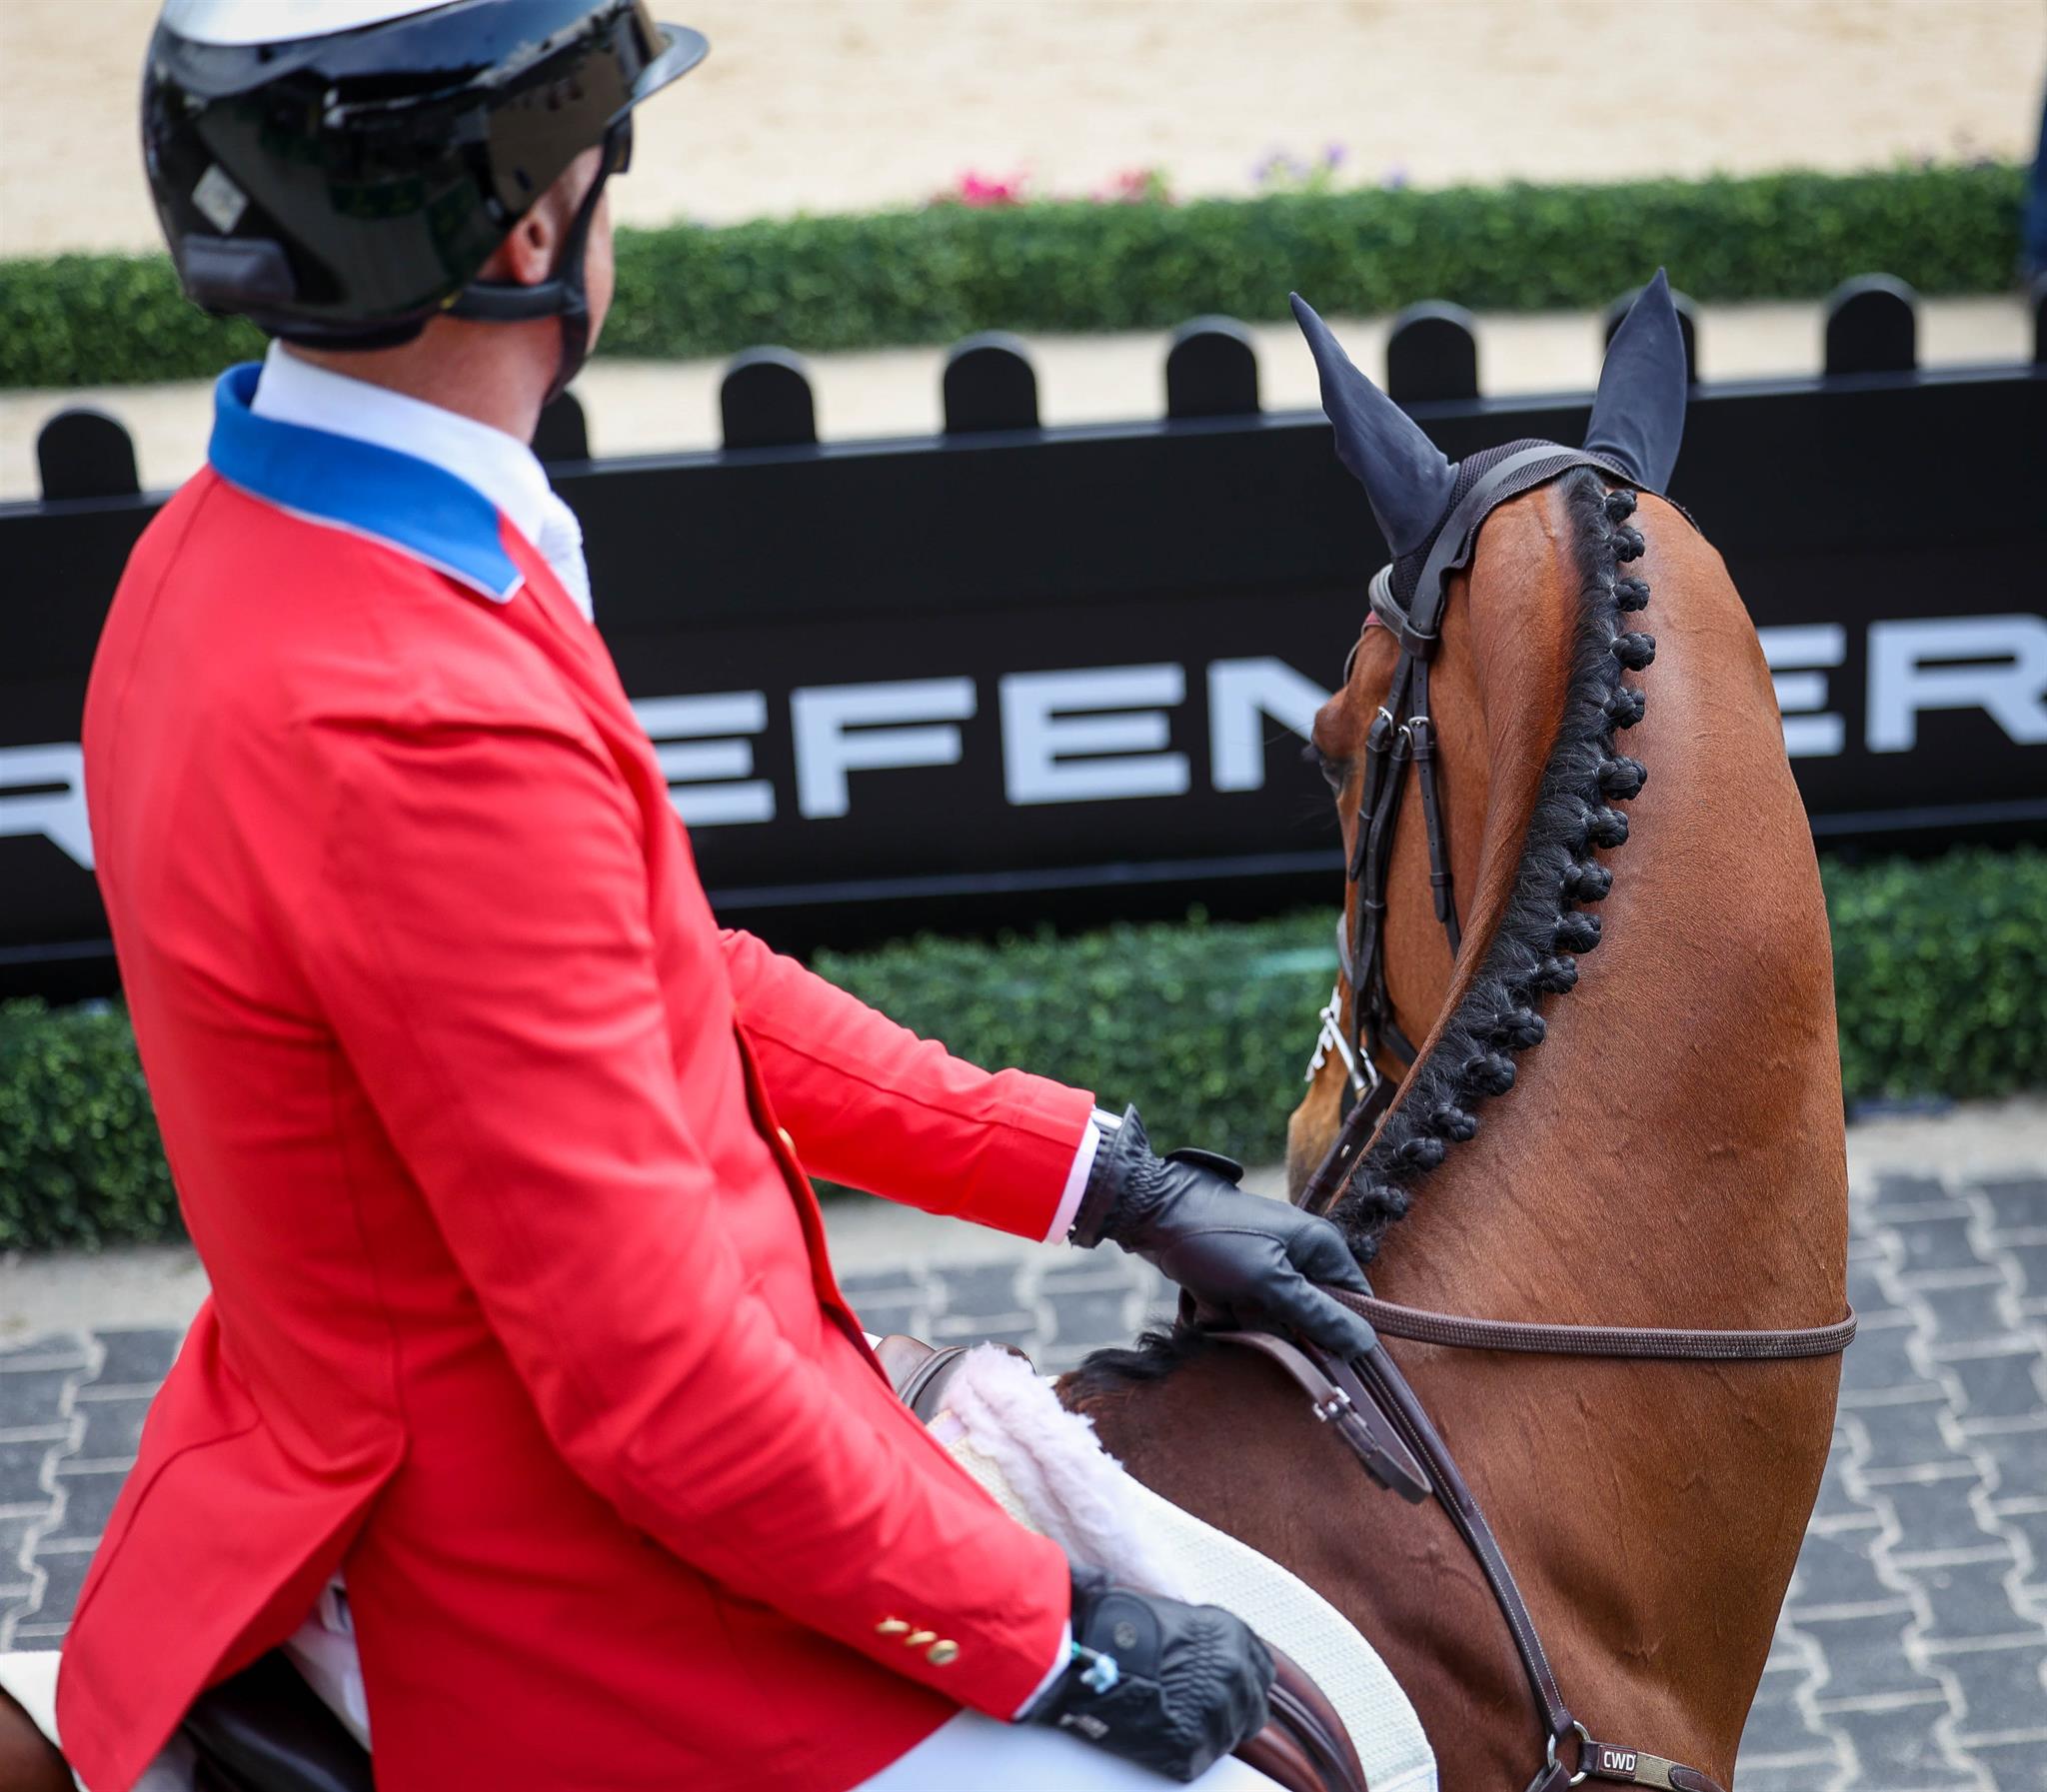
[2027,82,2047,278]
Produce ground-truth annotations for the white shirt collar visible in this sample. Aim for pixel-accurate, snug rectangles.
[250,343,593,621]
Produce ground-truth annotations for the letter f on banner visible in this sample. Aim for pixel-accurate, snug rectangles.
[791,679,977,820]
[0,744,94,869]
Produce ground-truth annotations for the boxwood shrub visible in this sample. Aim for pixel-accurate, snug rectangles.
[0,161,2023,391]
[0,996,179,1250]
[2,848,2041,1251]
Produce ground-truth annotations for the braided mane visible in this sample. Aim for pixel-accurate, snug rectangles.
[1333,466,1653,1261]
[1071,465,1653,1390]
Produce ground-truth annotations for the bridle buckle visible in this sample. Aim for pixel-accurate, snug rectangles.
[1305,983,1380,1102]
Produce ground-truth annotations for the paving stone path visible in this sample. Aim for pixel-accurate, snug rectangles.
[5,1170,2044,1788]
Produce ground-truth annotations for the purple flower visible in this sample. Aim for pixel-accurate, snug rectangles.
[1381,163,1410,191]
[1322,142,1348,170]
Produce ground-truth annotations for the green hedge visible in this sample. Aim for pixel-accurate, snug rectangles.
[0,998,179,1250]
[0,161,2023,390]
[2,848,2042,1251]
[1824,851,2047,1105]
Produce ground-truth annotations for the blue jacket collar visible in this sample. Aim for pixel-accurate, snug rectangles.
[207,364,524,603]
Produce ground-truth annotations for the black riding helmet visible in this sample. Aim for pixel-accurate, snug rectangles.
[143,0,706,384]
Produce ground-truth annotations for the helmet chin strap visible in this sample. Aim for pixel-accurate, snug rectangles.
[448,120,629,412]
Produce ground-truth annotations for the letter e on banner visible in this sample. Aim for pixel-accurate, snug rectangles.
[634,693,775,827]
[0,743,94,869]
[1000,665,1189,807]
[1758,625,1846,759]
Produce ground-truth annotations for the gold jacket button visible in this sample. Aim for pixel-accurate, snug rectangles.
[927,1640,960,1666]
[876,1618,910,1636]
[906,1628,937,1648]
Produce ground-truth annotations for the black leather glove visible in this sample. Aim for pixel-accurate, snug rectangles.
[1069,1106,1379,1361]
[1024,1568,1273,1782]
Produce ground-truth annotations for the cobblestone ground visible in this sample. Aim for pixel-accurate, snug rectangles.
[5,1171,2044,1787]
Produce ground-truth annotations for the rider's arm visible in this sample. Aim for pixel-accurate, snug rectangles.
[717,925,1097,1240]
[297,717,1071,1720]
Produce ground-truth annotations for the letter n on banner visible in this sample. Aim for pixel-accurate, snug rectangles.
[1208,657,1329,792]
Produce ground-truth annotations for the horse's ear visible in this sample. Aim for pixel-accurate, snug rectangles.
[1584,268,1687,490]
[1291,292,1456,557]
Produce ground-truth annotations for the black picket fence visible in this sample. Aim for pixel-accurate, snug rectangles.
[5,274,2045,993]
[31,274,2047,499]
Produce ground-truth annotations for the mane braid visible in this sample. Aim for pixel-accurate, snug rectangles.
[1332,467,1652,1260]
[1069,466,1653,1398]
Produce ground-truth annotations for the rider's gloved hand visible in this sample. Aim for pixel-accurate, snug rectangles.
[1024,1568,1273,1782]
[1068,1106,1379,1361]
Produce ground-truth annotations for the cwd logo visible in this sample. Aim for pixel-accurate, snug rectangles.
[1597,1746,1638,1774]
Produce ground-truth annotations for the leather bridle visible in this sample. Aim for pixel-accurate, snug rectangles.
[1241,451,1854,1791]
[1304,444,1656,1201]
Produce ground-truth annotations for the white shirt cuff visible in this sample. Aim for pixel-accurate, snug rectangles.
[1014,1620,1073,1718]
[1042,1109,1118,1243]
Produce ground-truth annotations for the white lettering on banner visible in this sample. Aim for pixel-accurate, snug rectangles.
[1208,657,1331,792]
[1758,625,1847,759]
[634,693,775,827]
[1867,615,2047,753]
[0,744,93,869]
[10,617,2043,875]
[791,677,977,820]
[999,665,1189,807]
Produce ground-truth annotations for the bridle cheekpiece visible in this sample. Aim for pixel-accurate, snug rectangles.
[1302,444,1654,1207]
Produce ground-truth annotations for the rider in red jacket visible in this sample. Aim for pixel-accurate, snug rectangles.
[60,7,1376,1788]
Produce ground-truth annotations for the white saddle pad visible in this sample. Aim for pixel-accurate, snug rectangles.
[0,1650,59,1745]
[930,1344,1436,1792]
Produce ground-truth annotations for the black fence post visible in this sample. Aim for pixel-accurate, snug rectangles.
[533,391,590,465]
[1824,275,1918,376]
[2031,273,2046,367]
[722,347,819,451]
[943,333,1038,434]
[1165,317,1259,419]
[1603,284,1700,384]
[37,410,140,502]
[1385,302,1479,403]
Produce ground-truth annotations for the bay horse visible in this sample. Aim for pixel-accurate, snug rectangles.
[1066,275,1850,1790]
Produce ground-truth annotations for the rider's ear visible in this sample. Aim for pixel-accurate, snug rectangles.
[1583,268,1687,491]
[1291,292,1456,557]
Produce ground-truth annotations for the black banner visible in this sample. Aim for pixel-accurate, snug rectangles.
[3,355,2042,992]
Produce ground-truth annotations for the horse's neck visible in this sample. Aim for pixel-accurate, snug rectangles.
[1377,490,1847,1324]
[1086,486,1846,1787]
[1348,486,1846,1776]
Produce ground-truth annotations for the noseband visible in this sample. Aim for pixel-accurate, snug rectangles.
[1301,444,1668,1212]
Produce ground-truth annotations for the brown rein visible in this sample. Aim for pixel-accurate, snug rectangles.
[1201,1283,1852,1792]
[1326,1283,1857,1362]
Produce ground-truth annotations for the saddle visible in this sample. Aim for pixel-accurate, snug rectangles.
[874,1333,1372,1792]
[181,1652,373,1792]
[157,1335,1371,1792]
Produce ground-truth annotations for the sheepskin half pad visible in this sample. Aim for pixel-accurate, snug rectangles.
[931,1344,1436,1792]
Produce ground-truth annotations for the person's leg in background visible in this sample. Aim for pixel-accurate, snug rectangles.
[2025,78,2047,281]
[856,1708,1284,1791]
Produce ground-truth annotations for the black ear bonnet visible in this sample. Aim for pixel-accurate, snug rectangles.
[1292,270,1689,602]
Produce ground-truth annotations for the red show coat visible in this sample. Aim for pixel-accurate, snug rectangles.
[58,368,1089,1791]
